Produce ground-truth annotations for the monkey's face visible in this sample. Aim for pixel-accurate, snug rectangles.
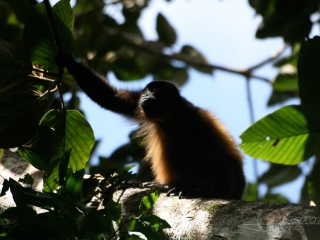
[139,81,181,121]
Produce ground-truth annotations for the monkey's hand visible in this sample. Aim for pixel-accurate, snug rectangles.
[167,181,214,199]
[166,186,198,199]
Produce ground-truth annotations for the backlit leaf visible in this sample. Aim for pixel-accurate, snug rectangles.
[23,2,74,69]
[139,189,160,214]
[53,0,74,31]
[240,105,320,164]
[106,200,121,224]
[66,168,85,201]
[40,110,95,172]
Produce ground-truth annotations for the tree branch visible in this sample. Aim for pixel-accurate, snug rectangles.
[128,41,285,83]
[85,24,286,83]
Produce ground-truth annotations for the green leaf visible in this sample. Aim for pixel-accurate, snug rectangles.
[81,209,113,235]
[0,80,47,148]
[153,63,188,86]
[124,165,136,172]
[19,173,34,185]
[282,14,311,42]
[18,125,61,170]
[53,0,74,31]
[249,0,274,16]
[139,189,160,214]
[43,164,60,192]
[59,149,72,186]
[0,206,37,221]
[6,0,37,23]
[123,232,146,240]
[259,163,302,189]
[112,54,147,81]
[273,73,298,92]
[66,168,85,201]
[45,212,70,237]
[267,90,298,107]
[274,49,299,69]
[142,215,171,229]
[128,218,138,231]
[240,105,320,164]
[23,2,55,69]
[73,0,102,15]
[131,229,161,240]
[127,219,162,239]
[62,67,76,86]
[106,200,122,224]
[298,36,320,107]
[242,182,258,201]
[179,45,212,74]
[308,157,320,206]
[169,67,188,86]
[40,110,95,172]
[23,2,74,69]
[256,12,285,39]
[5,178,56,209]
[0,39,32,94]
[263,192,290,203]
[61,211,80,236]
[156,13,177,46]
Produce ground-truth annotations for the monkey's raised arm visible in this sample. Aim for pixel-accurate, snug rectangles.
[63,56,141,118]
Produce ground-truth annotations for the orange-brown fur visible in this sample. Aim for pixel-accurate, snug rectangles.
[138,102,245,199]
[64,57,246,199]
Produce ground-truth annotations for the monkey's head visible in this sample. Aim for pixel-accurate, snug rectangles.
[139,81,181,121]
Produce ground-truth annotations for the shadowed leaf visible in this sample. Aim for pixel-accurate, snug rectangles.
[23,2,74,69]
[298,36,320,107]
[0,80,47,148]
[0,40,32,94]
[156,13,177,46]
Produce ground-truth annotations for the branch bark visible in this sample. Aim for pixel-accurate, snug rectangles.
[114,188,320,240]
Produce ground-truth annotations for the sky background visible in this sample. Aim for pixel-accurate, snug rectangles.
[62,0,316,203]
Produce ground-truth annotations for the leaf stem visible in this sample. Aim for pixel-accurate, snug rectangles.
[31,67,59,77]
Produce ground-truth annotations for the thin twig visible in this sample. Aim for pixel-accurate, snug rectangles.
[128,41,285,83]
[99,25,285,82]
[245,76,259,200]
[43,0,63,59]
[247,45,287,71]
[28,74,56,82]
[43,0,66,112]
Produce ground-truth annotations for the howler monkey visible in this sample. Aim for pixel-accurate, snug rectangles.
[63,56,246,200]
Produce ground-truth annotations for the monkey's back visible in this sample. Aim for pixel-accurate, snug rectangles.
[143,106,245,199]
